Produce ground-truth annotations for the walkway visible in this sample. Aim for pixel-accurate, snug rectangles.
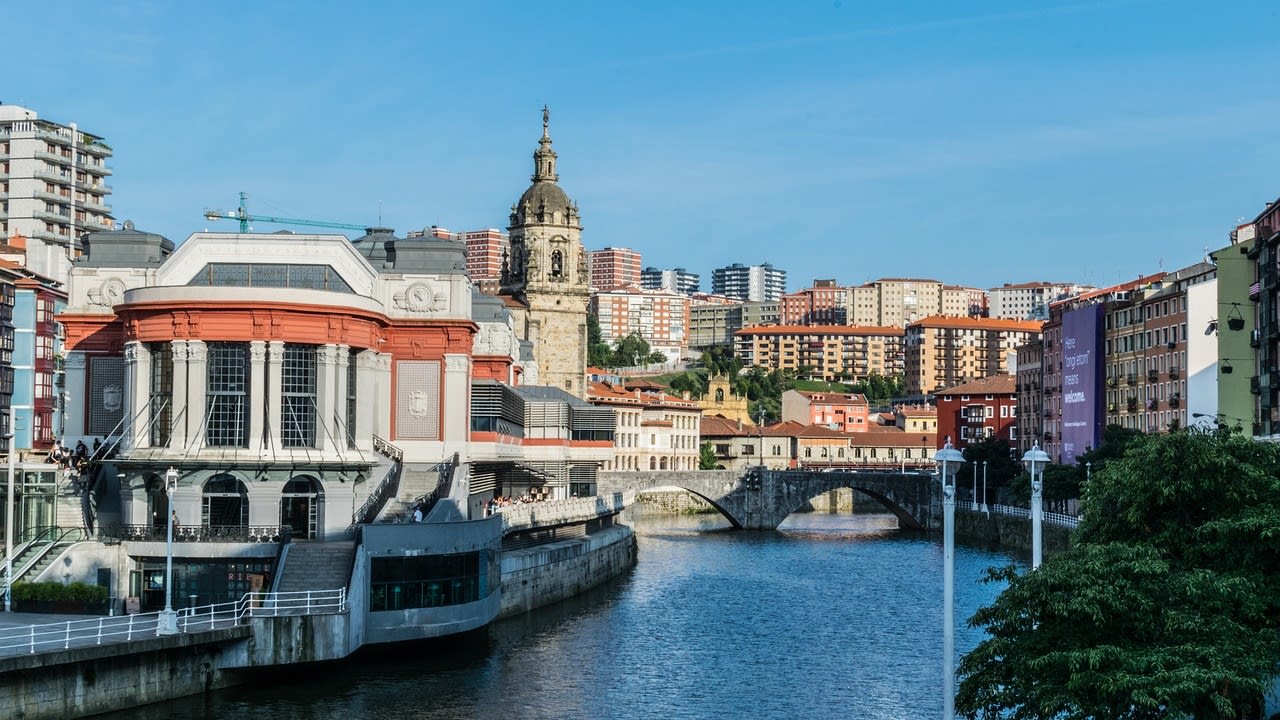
[0,589,346,659]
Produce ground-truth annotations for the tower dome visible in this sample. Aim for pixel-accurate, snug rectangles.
[511,106,578,226]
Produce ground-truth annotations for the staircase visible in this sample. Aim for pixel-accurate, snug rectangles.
[274,541,356,594]
[3,528,86,584]
[376,462,453,522]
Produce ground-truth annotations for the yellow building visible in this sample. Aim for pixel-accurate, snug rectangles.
[733,325,905,382]
[697,374,753,425]
[904,316,1042,395]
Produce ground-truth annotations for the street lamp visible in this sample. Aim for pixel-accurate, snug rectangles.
[981,461,988,513]
[935,439,964,720]
[157,466,180,635]
[4,406,15,613]
[1022,444,1050,569]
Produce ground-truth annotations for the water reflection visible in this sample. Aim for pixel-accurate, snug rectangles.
[102,511,1017,720]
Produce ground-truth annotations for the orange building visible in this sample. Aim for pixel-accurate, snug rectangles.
[781,389,870,432]
[734,324,904,382]
[904,316,1042,395]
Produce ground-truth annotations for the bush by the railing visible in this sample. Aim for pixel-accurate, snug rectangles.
[11,581,109,614]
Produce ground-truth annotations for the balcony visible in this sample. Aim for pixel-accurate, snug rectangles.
[1147,370,1159,383]
[1147,399,1159,410]
[1106,376,1118,388]
[1168,367,1180,380]
[1107,402,1117,413]
[1169,395,1181,408]
[1126,398,1139,412]
[1127,373,1137,386]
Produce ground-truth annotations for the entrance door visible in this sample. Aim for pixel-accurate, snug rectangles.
[280,477,322,540]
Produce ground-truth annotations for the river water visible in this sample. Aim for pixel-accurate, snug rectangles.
[104,511,1019,720]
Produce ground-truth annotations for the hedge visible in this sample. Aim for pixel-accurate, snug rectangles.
[11,581,108,604]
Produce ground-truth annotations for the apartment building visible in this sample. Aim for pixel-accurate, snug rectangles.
[1015,339,1044,457]
[0,103,115,284]
[989,282,1083,320]
[589,286,690,361]
[641,266,699,295]
[780,389,870,432]
[734,324,905,382]
[462,229,508,294]
[711,263,786,302]
[779,279,847,325]
[849,278,974,327]
[587,381,702,471]
[935,374,1017,450]
[903,316,1042,396]
[688,297,778,350]
[589,247,641,291]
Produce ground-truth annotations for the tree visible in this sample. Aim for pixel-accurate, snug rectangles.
[698,442,719,470]
[587,312,612,368]
[957,429,1280,719]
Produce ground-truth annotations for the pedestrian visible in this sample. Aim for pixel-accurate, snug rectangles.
[412,503,424,523]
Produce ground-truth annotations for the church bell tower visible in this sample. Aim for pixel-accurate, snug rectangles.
[499,107,590,396]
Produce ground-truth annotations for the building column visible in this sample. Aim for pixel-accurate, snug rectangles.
[266,341,284,451]
[185,340,208,450]
[334,345,350,452]
[168,341,189,453]
[374,353,392,440]
[315,344,339,453]
[121,341,151,452]
[62,352,87,443]
[442,353,470,444]
[354,350,380,450]
[248,341,266,455]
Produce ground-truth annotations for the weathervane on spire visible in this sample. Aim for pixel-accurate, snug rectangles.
[542,105,550,136]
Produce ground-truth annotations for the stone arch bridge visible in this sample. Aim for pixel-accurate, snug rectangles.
[596,469,938,531]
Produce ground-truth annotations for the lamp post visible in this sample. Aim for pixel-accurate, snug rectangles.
[1085,462,1092,482]
[157,466,179,635]
[971,460,978,511]
[4,406,15,613]
[935,439,964,720]
[981,461,988,512]
[1022,444,1050,569]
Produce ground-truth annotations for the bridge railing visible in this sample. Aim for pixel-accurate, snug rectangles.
[0,588,347,657]
[494,494,627,533]
[981,503,1080,529]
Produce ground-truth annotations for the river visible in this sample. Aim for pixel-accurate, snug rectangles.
[103,510,1019,720]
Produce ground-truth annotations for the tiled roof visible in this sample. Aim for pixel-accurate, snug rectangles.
[909,316,1042,332]
[936,374,1017,396]
[735,324,904,337]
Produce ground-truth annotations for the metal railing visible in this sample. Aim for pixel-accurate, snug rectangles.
[372,435,403,461]
[98,524,286,544]
[0,588,347,657]
[972,503,1080,529]
[351,459,402,528]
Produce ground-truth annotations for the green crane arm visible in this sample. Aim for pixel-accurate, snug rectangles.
[203,192,369,233]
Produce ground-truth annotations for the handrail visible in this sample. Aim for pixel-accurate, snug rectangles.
[349,459,401,530]
[6,527,88,584]
[0,588,348,657]
[980,503,1081,529]
[372,435,403,462]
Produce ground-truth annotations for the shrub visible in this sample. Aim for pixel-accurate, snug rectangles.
[11,581,107,604]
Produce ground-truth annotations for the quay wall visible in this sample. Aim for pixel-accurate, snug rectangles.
[954,507,1073,559]
[0,628,250,720]
[499,525,637,617]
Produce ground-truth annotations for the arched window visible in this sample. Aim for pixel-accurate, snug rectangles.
[660,457,668,470]
[551,249,564,277]
[715,388,724,402]
[649,457,656,470]
[203,474,248,528]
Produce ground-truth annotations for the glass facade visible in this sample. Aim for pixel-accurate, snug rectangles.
[369,550,499,612]
[188,263,353,293]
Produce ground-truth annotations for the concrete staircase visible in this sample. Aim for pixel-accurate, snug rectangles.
[376,463,448,522]
[274,541,356,594]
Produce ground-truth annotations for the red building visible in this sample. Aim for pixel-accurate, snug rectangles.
[779,279,846,325]
[934,374,1017,450]
[780,389,870,433]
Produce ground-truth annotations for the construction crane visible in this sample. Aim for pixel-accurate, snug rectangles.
[203,192,370,234]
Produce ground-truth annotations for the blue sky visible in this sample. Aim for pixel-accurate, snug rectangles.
[7,0,1280,291]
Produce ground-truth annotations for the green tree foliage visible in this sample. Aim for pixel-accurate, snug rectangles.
[960,437,1021,503]
[957,429,1280,719]
[587,312,612,368]
[699,442,719,470]
[849,373,905,404]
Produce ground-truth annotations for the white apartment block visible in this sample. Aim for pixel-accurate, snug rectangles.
[711,263,786,302]
[587,382,702,471]
[0,104,114,284]
[988,281,1083,320]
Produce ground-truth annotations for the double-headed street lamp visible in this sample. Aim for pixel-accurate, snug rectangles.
[1022,444,1050,569]
[157,466,180,635]
[935,439,964,720]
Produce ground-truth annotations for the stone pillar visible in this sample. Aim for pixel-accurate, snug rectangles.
[62,352,88,443]
[334,345,350,451]
[374,353,392,440]
[266,341,284,451]
[315,344,339,453]
[354,350,380,449]
[185,340,208,450]
[248,341,266,454]
[121,341,151,452]
[168,341,189,453]
[442,353,470,444]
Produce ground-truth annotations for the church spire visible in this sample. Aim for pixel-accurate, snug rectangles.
[532,105,558,183]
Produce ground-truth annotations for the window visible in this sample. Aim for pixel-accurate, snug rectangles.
[150,343,172,447]
[206,343,248,447]
[281,344,316,448]
[346,348,358,448]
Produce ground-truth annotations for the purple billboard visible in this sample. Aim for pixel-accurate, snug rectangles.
[1060,304,1104,465]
